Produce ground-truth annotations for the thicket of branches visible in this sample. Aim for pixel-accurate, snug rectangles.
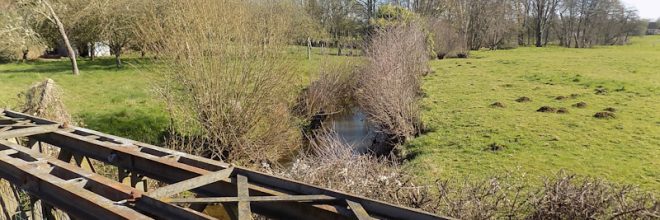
[355,23,427,144]
[147,0,304,166]
[279,129,658,219]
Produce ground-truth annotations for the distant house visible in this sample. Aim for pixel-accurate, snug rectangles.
[47,41,111,58]
[647,22,660,35]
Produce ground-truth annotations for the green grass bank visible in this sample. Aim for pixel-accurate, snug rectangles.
[407,36,660,190]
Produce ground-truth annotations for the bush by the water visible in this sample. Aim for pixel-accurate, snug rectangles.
[355,23,428,142]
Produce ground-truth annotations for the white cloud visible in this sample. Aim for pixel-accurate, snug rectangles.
[621,0,660,20]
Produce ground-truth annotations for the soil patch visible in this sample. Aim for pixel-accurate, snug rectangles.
[595,88,608,95]
[490,102,506,108]
[570,93,580,99]
[594,112,616,119]
[537,106,557,113]
[572,102,587,108]
[486,143,505,152]
[557,108,569,114]
[516,96,532,102]
[603,107,617,112]
[555,96,567,100]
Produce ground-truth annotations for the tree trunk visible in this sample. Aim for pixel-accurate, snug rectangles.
[307,37,312,60]
[535,20,543,47]
[43,0,79,75]
[22,49,29,62]
[115,54,122,68]
[90,43,95,61]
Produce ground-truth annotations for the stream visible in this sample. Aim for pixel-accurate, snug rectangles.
[321,107,380,154]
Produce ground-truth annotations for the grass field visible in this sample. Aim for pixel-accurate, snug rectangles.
[0,47,352,144]
[1,38,658,190]
[407,36,660,190]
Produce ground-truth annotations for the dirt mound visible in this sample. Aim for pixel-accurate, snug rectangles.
[486,143,505,152]
[572,102,587,108]
[594,112,616,119]
[537,106,557,113]
[603,107,617,112]
[595,88,608,95]
[490,102,506,108]
[516,96,532,102]
[570,93,580,99]
[557,108,569,114]
[555,96,567,100]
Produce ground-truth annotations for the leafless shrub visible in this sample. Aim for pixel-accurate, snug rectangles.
[293,62,356,119]
[355,23,428,142]
[281,150,658,220]
[151,0,303,166]
[279,128,419,202]
[528,172,659,219]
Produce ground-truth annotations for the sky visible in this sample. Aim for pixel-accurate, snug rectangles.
[621,0,660,20]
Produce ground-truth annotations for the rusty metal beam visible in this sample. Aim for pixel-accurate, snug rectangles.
[0,145,152,219]
[2,109,450,220]
[237,175,252,220]
[148,166,234,199]
[0,140,215,220]
[167,195,337,203]
[0,124,59,139]
[348,200,374,220]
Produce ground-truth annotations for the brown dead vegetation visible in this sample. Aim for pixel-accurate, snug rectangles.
[355,23,428,142]
[281,135,659,219]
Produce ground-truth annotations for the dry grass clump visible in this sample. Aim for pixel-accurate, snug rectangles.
[151,0,303,165]
[355,23,428,142]
[18,79,72,125]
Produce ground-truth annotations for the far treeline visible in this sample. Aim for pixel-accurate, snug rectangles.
[0,0,650,70]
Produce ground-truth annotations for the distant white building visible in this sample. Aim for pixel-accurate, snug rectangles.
[647,22,660,35]
[92,42,111,57]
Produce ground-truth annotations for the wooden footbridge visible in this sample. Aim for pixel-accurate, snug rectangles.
[0,109,449,220]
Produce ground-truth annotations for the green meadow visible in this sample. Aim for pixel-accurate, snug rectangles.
[407,36,660,190]
[0,38,657,189]
[0,47,351,144]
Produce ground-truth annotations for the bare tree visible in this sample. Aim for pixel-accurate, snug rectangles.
[531,0,560,47]
[18,0,79,74]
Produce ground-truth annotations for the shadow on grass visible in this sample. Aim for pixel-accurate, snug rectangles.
[0,57,152,74]
[77,109,169,145]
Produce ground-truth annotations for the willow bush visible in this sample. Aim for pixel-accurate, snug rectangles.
[146,0,303,166]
